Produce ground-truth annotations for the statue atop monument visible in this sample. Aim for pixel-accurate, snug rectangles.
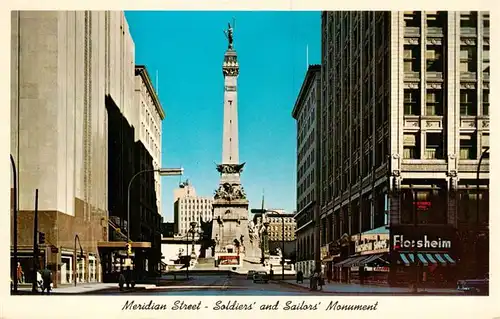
[223,21,234,50]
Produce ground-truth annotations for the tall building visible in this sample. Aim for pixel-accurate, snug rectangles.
[10,11,168,285]
[134,66,164,216]
[292,65,321,277]
[10,11,132,285]
[173,180,213,237]
[320,11,490,286]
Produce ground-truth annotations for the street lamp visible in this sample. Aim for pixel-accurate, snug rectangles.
[264,210,287,281]
[476,147,489,276]
[126,167,183,258]
[10,154,18,293]
[185,221,201,279]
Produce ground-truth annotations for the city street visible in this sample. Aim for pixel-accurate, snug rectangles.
[75,272,461,296]
[101,273,312,296]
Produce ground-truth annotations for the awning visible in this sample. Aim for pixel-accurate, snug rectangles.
[334,256,366,268]
[398,253,456,267]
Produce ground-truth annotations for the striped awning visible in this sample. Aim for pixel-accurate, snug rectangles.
[398,253,456,267]
[351,254,386,267]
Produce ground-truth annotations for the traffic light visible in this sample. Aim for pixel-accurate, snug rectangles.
[127,243,132,256]
[38,232,45,245]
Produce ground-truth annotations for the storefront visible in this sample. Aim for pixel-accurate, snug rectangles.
[332,226,390,284]
[389,225,458,287]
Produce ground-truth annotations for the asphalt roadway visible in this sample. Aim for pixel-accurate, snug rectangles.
[104,273,313,296]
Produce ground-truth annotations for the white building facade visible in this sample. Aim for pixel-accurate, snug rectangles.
[173,180,213,236]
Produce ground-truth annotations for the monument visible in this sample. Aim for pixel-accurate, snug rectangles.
[211,22,262,268]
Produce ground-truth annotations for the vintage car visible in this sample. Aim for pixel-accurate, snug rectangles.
[253,271,269,284]
[246,270,256,279]
[457,276,489,295]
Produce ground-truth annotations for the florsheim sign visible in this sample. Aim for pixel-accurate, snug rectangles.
[393,235,451,250]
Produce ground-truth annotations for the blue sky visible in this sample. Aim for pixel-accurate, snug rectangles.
[125,11,321,222]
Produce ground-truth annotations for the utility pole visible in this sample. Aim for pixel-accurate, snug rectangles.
[32,189,39,292]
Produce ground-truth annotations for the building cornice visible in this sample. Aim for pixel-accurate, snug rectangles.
[135,65,166,120]
[291,64,321,119]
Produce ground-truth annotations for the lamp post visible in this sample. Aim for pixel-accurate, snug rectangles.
[10,155,18,293]
[411,186,419,293]
[476,147,489,276]
[74,234,83,287]
[126,168,183,259]
[185,221,200,279]
[264,210,287,281]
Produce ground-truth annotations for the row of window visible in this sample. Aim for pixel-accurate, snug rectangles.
[404,88,489,117]
[404,11,489,29]
[403,132,489,160]
[179,198,213,204]
[403,42,489,75]
[269,232,295,239]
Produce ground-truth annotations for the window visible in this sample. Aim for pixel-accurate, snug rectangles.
[404,11,420,27]
[460,12,477,28]
[460,134,477,159]
[460,90,477,116]
[426,11,446,28]
[483,45,490,73]
[403,133,420,159]
[482,134,490,154]
[426,89,444,115]
[425,133,444,159]
[483,14,490,28]
[404,89,420,115]
[426,46,443,72]
[483,90,489,115]
[404,45,420,72]
[460,45,477,72]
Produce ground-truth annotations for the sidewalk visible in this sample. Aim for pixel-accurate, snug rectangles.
[16,282,156,294]
[278,279,460,295]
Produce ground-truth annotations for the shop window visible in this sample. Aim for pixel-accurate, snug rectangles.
[401,188,447,224]
[425,133,444,159]
[404,45,420,73]
[460,134,477,160]
[460,90,477,116]
[426,45,444,72]
[426,89,444,116]
[460,45,477,73]
[404,89,420,115]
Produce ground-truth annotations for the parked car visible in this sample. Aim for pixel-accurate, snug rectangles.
[246,270,256,279]
[457,275,489,295]
[253,271,269,284]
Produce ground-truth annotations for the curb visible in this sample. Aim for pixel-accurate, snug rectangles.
[274,281,462,295]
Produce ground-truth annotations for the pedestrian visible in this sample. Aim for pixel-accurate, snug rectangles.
[16,262,24,284]
[40,267,52,295]
[125,266,131,289]
[269,265,274,280]
[296,270,304,284]
[118,273,125,291]
[318,270,324,291]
